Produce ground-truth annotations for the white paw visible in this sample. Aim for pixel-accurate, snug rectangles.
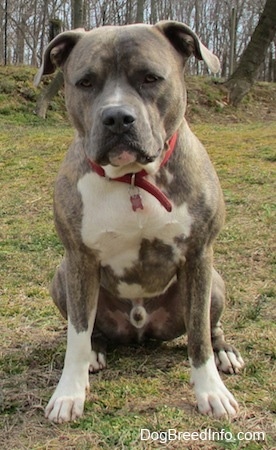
[215,350,244,374]
[45,393,85,423]
[45,364,89,422]
[45,316,97,422]
[191,355,239,418]
[89,350,106,373]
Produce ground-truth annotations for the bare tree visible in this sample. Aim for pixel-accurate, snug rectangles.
[136,0,144,23]
[35,17,64,119]
[1,0,273,81]
[225,0,276,106]
[72,0,84,28]
[3,0,8,64]
[1,0,273,107]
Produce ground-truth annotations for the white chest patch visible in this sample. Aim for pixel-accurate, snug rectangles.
[77,172,193,294]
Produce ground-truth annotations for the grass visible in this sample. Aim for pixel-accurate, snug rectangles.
[0,68,275,449]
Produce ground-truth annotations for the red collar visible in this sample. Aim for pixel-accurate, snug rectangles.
[87,132,178,212]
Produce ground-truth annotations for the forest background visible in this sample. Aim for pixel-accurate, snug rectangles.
[1,0,275,83]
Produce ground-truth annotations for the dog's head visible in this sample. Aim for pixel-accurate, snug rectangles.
[35,22,220,177]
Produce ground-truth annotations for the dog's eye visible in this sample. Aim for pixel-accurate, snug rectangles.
[77,78,94,88]
[143,74,159,84]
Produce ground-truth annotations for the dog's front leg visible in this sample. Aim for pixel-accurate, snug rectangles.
[182,248,239,418]
[45,252,100,423]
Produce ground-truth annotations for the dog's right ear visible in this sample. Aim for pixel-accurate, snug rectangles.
[34,29,86,86]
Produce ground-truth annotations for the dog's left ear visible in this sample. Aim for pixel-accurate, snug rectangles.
[155,21,220,73]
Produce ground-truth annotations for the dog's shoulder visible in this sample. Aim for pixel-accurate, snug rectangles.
[160,124,224,216]
[53,138,89,247]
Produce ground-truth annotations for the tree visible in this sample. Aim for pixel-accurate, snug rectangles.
[4,0,8,64]
[35,19,63,118]
[72,0,84,28]
[136,0,144,23]
[225,0,276,106]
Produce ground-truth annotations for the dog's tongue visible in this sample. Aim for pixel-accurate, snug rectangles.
[109,150,136,167]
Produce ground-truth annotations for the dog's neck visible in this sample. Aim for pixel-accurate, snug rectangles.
[87,133,178,212]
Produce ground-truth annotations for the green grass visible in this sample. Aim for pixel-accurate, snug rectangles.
[0,69,275,449]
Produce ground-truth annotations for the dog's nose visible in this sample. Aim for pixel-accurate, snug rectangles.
[102,106,136,134]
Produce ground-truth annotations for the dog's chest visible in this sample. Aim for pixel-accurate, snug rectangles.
[78,172,193,297]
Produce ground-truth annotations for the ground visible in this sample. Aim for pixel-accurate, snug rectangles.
[0,67,275,449]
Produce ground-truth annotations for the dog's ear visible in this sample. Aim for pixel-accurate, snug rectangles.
[155,21,220,73]
[34,28,86,86]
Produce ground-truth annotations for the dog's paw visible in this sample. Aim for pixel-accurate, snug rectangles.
[45,380,88,423]
[45,394,85,423]
[191,355,239,419]
[214,348,244,374]
[89,350,106,373]
[196,381,238,418]
[45,365,89,423]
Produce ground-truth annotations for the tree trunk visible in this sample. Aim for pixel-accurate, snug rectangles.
[35,19,63,119]
[135,0,144,23]
[35,70,64,119]
[229,7,237,76]
[16,16,25,64]
[4,0,8,64]
[225,0,276,106]
[72,0,84,28]
[125,0,133,24]
[49,18,63,42]
[150,0,157,24]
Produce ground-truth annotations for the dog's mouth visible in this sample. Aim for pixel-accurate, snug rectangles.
[97,139,161,167]
[108,145,160,167]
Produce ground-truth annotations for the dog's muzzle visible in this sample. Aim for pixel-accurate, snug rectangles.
[98,105,158,167]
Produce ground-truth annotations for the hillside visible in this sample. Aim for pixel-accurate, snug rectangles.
[0,65,276,125]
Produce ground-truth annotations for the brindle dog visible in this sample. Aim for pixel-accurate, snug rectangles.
[35,21,244,423]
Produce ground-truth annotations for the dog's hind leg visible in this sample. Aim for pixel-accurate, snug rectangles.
[211,269,244,374]
[90,329,107,373]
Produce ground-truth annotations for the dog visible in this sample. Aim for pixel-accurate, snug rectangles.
[35,21,244,423]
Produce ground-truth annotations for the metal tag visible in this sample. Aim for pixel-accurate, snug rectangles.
[130,193,144,211]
